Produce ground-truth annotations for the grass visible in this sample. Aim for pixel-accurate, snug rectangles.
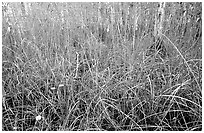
[2,2,202,131]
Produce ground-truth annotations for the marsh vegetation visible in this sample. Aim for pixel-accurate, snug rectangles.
[2,2,202,131]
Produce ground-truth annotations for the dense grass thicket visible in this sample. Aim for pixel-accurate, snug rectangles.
[2,2,202,131]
